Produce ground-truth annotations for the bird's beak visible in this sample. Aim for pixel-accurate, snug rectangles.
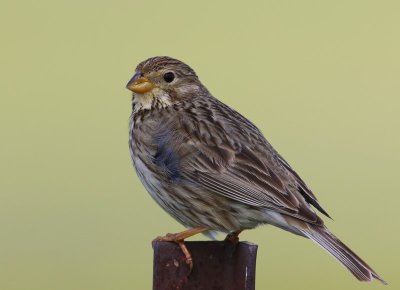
[126,72,154,94]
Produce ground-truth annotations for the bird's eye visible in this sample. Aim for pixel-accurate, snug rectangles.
[163,72,175,83]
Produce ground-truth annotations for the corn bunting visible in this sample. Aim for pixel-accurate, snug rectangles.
[126,56,385,283]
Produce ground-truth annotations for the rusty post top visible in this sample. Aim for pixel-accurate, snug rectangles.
[153,241,258,290]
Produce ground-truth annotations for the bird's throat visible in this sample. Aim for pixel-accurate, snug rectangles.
[132,89,172,113]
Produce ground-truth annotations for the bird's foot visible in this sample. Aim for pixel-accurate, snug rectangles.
[224,230,243,246]
[151,227,207,274]
[152,234,193,271]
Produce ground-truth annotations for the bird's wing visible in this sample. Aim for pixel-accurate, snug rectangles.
[181,143,323,224]
[154,98,329,224]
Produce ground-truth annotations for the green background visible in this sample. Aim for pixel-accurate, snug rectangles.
[1,1,398,289]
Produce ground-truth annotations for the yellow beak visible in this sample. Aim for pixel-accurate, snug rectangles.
[126,76,154,94]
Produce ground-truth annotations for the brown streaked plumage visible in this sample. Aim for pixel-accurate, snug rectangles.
[127,56,386,283]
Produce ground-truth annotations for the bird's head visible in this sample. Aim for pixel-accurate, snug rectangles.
[126,56,204,111]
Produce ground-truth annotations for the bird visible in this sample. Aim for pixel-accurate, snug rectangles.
[126,56,385,284]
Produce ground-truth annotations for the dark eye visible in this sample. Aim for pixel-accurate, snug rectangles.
[163,72,175,83]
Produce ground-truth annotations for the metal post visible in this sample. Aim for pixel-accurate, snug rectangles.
[153,241,258,290]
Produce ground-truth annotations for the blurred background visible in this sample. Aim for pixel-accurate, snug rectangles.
[0,1,399,289]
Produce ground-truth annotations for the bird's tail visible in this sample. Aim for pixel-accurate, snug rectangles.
[301,225,386,284]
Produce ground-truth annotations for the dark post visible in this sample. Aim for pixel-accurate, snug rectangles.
[153,241,258,290]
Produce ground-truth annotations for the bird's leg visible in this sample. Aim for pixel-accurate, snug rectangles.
[224,230,243,245]
[152,226,207,272]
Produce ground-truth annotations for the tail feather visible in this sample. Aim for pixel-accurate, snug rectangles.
[302,226,386,284]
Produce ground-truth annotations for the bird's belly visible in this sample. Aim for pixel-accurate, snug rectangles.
[132,156,167,208]
[132,155,197,225]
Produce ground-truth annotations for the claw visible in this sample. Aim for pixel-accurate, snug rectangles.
[178,241,193,274]
[151,227,207,275]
